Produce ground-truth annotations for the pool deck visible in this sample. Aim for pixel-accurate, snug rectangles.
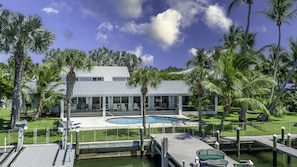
[63,115,192,130]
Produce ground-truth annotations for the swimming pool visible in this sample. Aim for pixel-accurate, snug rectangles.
[106,116,190,125]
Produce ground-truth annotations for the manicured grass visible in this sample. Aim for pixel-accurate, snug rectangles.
[0,108,297,145]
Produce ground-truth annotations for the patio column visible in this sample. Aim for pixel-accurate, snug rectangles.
[178,96,182,115]
[60,100,64,119]
[87,97,92,111]
[102,96,106,118]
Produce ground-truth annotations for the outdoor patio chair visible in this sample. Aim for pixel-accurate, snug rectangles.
[128,104,133,111]
[113,104,119,111]
[121,103,127,112]
[134,103,140,110]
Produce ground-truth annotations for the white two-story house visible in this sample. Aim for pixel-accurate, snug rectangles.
[26,66,218,118]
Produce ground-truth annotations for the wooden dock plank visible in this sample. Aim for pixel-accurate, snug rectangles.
[9,144,75,167]
[153,133,237,167]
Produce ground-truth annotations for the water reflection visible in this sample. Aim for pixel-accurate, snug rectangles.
[229,151,297,167]
[74,156,161,167]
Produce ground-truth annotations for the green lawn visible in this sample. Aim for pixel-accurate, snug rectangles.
[0,108,297,145]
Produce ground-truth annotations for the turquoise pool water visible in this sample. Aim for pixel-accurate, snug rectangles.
[106,116,190,124]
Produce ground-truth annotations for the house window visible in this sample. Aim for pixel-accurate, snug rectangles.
[133,97,140,103]
[113,97,121,104]
[93,77,103,81]
[92,97,100,104]
[182,96,190,105]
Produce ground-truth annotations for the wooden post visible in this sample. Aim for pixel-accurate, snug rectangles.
[150,135,156,158]
[161,137,168,167]
[140,126,144,158]
[236,127,240,157]
[281,127,285,144]
[75,129,80,161]
[273,134,277,167]
[216,130,220,142]
[287,133,291,164]
[215,141,220,150]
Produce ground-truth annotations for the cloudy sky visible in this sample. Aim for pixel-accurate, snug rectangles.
[1,0,296,69]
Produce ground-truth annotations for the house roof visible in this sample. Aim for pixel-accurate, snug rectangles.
[73,80,190,96]
[25,80,190,97]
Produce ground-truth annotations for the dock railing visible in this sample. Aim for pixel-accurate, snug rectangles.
[0,121,296,145]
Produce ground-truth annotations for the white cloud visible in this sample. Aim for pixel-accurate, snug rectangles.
[189,48,198,56]
[120,9,182,50]
[204,4,232,32]
[96,33,107,40]
[149,9,182,50]
[115,0,143,18]
[42,7,59,14]
[52,1,72,12]
[166,0,206,28]
[98,22,114,31]
[120,21,148,34]
[129,46,154,65]
[257,26,267,33]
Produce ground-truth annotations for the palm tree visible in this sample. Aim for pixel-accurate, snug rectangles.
[262,0,297,101]
[26,64,65,120]
[185,48,219,135]
[0,63,13,106]
[0,10,54,128]
[128,67,161,136]
[44,49,93,124]
[269,38,297,112]
[88,47,142,72]
[228,0,254,55]
[216,51,272,131]
[185,67,219,135]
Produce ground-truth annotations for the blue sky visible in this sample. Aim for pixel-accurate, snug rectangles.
[1,0,297,69]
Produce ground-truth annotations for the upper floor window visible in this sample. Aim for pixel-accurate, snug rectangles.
[93,77,104,81]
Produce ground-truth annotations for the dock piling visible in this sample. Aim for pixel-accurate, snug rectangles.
[215,141,220,150]
[140,126,144,158]
[281,127,285,144]
[216,130,220,142]
[161,137,168,167]
[287,133,291,164]
[273,134,277,167]
[236,127,240,157]
[75,129,80,161]
[150,134,156,158]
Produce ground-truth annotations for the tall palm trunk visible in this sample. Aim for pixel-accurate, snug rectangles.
[219,102,231,132]
[141,86,148,136]
[243,2,252,55]
[66,70,76,122]
[270,24,281,101]
[269,58,297,111]
[197,85,204,136]
[198,95,203,135]
[10,54,24,129]
[34,103,43,121]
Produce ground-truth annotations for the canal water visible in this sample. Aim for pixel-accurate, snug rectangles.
[229,151,297,167]
[74,156,161,167]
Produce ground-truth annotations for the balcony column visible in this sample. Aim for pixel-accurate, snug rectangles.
[103,96,106,118]
[178,96,182,115]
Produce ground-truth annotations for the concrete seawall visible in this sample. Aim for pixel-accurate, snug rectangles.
[78,140,151,159]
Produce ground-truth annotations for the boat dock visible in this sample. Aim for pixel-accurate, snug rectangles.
[0,144,75,167]
[223,135,297,158]
[153,133,238,167]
